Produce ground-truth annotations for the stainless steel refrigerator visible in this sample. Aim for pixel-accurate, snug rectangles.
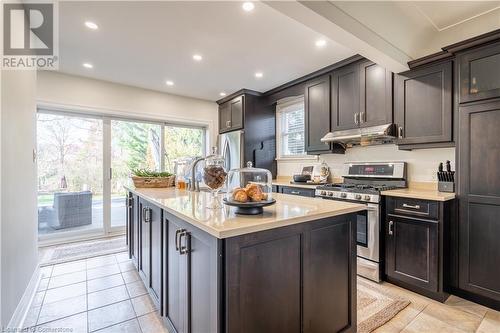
[218,130,244,171]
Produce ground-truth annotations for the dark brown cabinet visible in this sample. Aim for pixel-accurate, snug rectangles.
[394,61,453,147]
[164,211,220,333]
[225,214,357,333]
[385,196,452,302]
[305,75,331,153]
[456,100,500,309]
[331,64,359,131]
[219,95,244,133]
[459,41,500,103]
[359,61,393,127]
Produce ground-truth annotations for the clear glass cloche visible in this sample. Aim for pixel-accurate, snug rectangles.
[225,161,273,203]
[203,147,227,209]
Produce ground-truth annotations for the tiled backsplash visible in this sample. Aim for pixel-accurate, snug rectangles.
[278,144,455,183]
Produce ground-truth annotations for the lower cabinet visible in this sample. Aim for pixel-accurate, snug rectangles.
[127,193,139,267]
[138,198,150,284]
[164,211,220,333]
[384,196,452,302]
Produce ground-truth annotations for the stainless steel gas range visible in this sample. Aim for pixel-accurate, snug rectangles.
[315,162,407,282]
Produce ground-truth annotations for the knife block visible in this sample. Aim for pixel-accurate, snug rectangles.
[438,181,455,193]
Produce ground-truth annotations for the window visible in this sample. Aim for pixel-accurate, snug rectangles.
[164,125,206,173]
[277,96,306,158]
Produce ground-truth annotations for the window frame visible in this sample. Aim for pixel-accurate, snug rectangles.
[276,96,312,160]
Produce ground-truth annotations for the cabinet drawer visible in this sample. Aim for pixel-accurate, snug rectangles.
[280,186,315,197]
[387,197,439,220]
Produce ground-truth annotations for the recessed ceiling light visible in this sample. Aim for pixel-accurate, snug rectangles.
[192,54,203,61]
[255,72,263,78]
[315,39,327,47]
[242,2,255,12]
[84,21,98,30]
[220,92,227,97]
[82,63,93,69]
[166,80,174,86]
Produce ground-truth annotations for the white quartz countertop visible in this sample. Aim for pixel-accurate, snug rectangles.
[125,186,366,239]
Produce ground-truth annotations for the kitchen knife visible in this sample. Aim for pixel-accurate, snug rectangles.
[445,160,451,181]
[438,162,443,181]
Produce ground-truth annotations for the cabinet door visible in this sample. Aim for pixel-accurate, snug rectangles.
[229,95,244,130]
[394,61,452,145]
[459,41,500,103]
[165,216,187,333]
[458,101,500,302]
[187,224,220,333]
[359,61,392,127]
[304,75,331,153]
[149,204,162,304]
[138,199,150,283]
[386,215,439,292]
[219,102,231,133]
[332,64,360,131]
[129,194,139,267]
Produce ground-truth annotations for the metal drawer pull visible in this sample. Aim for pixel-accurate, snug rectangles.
[388,221,394,236]
[178,230,190,255]
[402,203,421,209]
[143,207,151,223]
[398,126,404,139]
[175,229,182,251]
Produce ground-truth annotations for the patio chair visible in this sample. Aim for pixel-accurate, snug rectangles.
[39,191,93,230]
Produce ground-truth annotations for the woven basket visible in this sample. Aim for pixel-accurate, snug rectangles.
[131,175,176,188]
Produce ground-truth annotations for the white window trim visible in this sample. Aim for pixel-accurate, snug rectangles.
[276,96,317,161]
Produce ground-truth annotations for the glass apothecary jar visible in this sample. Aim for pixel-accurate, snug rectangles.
[223,162,274,214]
[203,149,227,209]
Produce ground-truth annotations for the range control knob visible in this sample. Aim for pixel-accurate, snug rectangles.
[364,195,371,201]
[328,192,333,196]
[321,190,326,196]
[355,194,362,200]
[340,192,347,198]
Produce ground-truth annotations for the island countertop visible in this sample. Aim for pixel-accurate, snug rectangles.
[125,186,366,239]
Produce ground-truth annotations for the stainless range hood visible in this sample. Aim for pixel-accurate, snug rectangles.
[320,123,397,147]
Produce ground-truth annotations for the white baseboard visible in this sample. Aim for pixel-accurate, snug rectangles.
[7,265,41,329]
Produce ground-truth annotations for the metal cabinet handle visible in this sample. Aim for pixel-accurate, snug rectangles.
[402,203,420,210]
[175,229,184,251]
[388,221,394,236]
[178,230,190,255]
[354,113,359,125]
[143,207,151,223]
[398,126,404,139]
[226,120,231,128]
[290,190,300,195]
[360,112,365,123]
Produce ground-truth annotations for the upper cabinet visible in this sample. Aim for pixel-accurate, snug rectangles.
[331,63,359,131]
[219,95,244,133]
[394,61,453,147]
[305,75,332,153]
[359,61,393,127]
[459,41,500,104]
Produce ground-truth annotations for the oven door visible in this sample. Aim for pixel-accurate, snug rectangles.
[356,203,380,262]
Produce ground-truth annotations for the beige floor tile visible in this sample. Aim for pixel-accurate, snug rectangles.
[122,270,140,284]
[477,310,500,333]
[115,252,131,263]
[40,266,53,279]
[87,273,124,293]
[32,291,45,307]
[52,260,87,276]
[36,312,87,333]
[86,255,117,270]
[23,305,41,328]
[44,281,87,304]
[126,280,148,298]
[374,303,425,333]
[87,264,121,280]
[37,294,87,325]
[48,270,86,289]
[88,299,136,332]
[138,311,169,333]
[88,285,130,310]
[420,302,483,332]
[38,278,49,291]
[95,318,141,333]
[401,311,469,333]
[444,295,489,318]
[119,260,135,273]
[131,294,157,316]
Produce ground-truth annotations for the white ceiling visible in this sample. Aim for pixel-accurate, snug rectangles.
[57,1,355,101]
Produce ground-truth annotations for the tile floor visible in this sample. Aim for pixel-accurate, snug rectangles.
[26,252,500,333]
[25,252,168,333]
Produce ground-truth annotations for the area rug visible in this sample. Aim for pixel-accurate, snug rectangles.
[357,278,410,333]
[39,236,127,266]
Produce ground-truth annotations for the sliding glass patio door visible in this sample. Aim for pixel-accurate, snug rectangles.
[37,109,207,244]
[37,112,105,239]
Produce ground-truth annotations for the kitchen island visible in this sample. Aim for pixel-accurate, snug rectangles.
[125,186,365,333]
